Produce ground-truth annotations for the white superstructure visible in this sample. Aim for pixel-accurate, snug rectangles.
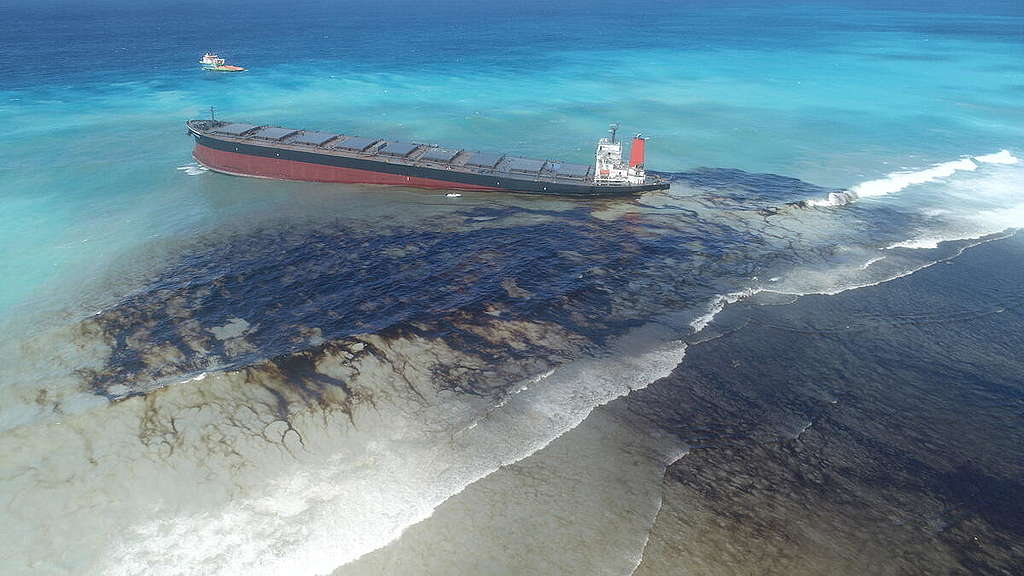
[594,124,647,185]
[199,53,225,67]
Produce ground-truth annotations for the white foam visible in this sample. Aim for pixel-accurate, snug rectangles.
[882,233,1003,250]
[884,160,1024,250]
[96,332,688,576]
[974,150,1019,165]
[860,255,887,269]
[806,191,854,207]
[689,287,763,333]
[885,238,944,250]
[976,203,1024,230]
[756,157,1020,298]
[177,164,209,176]
[806,153,1014,206]
[771,232,1014,297]
[336,401,687,576]
[852,158,977,199]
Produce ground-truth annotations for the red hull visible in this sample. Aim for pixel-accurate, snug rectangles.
[193,144,501,190]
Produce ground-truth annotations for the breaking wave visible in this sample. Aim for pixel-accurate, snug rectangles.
[689,288,764,333]
[975,150,1020,165]
[882,156,1023,251]
[807,150,1018,207]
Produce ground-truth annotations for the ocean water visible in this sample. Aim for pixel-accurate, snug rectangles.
[1,0,1022,574]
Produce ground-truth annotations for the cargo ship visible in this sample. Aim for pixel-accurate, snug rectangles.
[185,118,668,195]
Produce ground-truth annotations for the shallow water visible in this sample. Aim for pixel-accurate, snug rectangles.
[335,234,1024,576]
[1,1,1023,574]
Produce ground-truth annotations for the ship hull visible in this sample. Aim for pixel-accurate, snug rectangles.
[194,144,502,190]
[187,124,668,196]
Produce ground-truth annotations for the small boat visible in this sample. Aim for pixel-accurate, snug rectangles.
[199,53,246,72]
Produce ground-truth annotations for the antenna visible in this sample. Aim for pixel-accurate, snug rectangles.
[209,106,216,122]
[609,123,619,143]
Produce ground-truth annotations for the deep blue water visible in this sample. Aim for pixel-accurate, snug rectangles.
[0,1,1022,574]
[2,0,1022,318]
[2,0,1022,319]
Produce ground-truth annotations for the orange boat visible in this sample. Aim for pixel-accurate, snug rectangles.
[208,64,246,72]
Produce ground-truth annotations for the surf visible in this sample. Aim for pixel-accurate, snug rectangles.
[808,150,1019,207]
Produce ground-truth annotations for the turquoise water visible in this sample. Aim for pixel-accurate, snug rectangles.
[2,0,1022,318]
[2,2,1023,575]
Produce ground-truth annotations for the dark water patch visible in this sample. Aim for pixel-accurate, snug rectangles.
[83,203,651,397]
[621,234,1024,575]
[664,168,841,207]
[74,188,768,396]
[127,310,595,467]
[76,211,618,394]
[941,464,1024,537]
[70,167,932,407]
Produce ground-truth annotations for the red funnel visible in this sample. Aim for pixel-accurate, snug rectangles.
[629,136,646,168]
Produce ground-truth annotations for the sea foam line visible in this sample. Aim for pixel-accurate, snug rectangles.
[627,448,691,576]
[106,335,688,576]
[328,339,688,573]
[688,231,1015,334]
[689,287,764,333]
[860,255,887,269]
[808,150,1018,207]
[779,232,1015,297]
